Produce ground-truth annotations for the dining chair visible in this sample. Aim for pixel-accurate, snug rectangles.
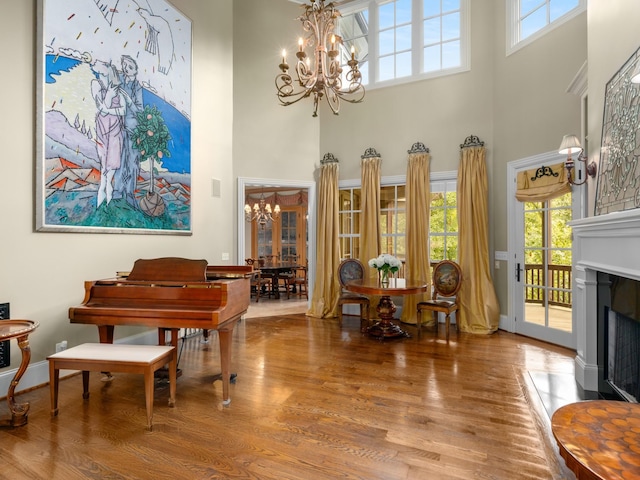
[337,259,370,332]
[416,260,462,340]
[286,262,308,300]
[264,254,279,266]
[245,259,272,302]
[276,255,298,295]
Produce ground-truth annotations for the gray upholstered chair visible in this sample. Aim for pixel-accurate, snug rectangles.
[337,259,370,332]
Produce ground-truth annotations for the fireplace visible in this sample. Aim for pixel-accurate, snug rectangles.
[571,208,640,395]
[597,272,640,402]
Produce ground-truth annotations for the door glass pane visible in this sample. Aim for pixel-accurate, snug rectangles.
[524,210,543,247]
[523,194,572,333]
[258,224,273,258]
[281,211,297,258]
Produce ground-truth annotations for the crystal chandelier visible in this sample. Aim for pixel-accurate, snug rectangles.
[244,193,280,229]
[275,0,365,117]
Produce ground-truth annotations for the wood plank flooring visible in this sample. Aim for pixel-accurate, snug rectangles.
[0,314,577,479]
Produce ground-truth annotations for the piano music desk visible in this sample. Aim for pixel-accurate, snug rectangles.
[48,343,176,431]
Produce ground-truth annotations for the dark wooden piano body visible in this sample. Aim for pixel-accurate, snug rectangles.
[68,257,251,404]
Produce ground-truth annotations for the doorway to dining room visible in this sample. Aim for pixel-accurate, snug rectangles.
[237,177,316,313]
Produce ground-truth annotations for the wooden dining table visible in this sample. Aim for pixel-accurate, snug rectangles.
[258,263,298,299]
[346,278,428,338]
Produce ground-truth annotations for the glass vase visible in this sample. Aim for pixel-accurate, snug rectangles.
[380,269,389,287]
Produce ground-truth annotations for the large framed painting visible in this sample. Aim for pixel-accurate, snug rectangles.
[36,0,192,234]
[595,45,640,216]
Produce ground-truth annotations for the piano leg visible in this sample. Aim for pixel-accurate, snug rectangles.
[158,328,179,347]
[98,326,115,381]
[98,325,114,344]
[217,321,238,406]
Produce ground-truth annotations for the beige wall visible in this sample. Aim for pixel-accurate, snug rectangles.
[0,1,235,369]
[232,0,320,179]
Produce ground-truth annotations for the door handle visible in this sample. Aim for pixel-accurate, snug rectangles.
[516,263,523,282]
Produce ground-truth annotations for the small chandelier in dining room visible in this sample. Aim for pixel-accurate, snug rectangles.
[244,193,281,229]
[275,0,365,117]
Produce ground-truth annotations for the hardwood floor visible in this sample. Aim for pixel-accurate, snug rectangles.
[0,312,578,479]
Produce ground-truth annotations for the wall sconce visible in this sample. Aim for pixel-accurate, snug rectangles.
[558,134,597,186]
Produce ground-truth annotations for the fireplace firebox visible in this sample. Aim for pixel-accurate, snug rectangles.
[598,272,640,402]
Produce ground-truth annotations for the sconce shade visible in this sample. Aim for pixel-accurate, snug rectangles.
[558,134,582,155]
[558,133,597,186]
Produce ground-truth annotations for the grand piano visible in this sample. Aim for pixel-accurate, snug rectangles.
[68,257,251,405]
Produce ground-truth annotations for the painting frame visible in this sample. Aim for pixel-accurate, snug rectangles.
[36,0,193,234]
[595,45,640,216]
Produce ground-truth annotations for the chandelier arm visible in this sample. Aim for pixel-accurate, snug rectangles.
[275,75,312,105]
[324,86,340,115]
[276,87,313,107]
[296,58,317,88]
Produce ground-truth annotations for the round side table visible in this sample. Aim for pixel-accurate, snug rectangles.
[0,320,39,427]
[346,279,428,338]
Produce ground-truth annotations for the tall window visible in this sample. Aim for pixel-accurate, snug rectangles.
[339,177,457,269]
[378,0,412,82]
[429,179,458,262]
[339,0,469,89]
[340,8,370,86]
[423,0,462,72]
[380,184,406,260]
[507,0,585,54]
[338,187,361,259]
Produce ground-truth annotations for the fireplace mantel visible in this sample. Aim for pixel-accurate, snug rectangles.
[571,208,640,392]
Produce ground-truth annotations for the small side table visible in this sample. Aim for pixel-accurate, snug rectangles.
[551,400,640,479]
[0,320,39,427]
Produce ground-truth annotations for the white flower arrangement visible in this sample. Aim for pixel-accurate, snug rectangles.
[368,253,402,275]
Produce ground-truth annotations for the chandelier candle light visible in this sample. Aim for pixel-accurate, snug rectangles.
[244,193,280,230]
[369,254,402,287]
[275,0,365,117]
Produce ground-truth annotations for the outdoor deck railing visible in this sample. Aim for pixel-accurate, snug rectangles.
[525,264,572,308]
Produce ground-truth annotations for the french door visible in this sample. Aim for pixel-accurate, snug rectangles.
[251,206,307,265]
[509,154,580,349]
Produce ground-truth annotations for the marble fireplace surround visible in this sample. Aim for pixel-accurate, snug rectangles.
[572,208,640,393]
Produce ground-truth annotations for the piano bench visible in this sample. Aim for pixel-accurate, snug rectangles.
[47,343,177,431]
